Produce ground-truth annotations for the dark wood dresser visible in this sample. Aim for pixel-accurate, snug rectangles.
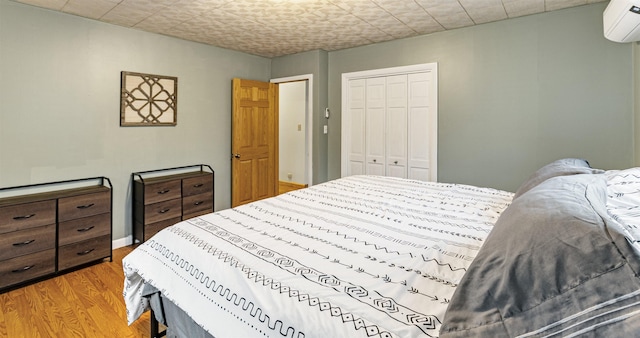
[132,165,214,243]
[0,177,112,291]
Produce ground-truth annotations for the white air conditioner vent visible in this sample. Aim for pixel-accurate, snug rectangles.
[604,0,640,43]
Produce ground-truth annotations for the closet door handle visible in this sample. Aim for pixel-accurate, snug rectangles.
[373,159,377,163]
[394,161,398,165]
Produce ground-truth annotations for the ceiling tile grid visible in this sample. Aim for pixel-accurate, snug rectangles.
[12,0,607,57]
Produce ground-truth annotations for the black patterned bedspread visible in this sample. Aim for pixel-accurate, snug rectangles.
[123,175,513,337]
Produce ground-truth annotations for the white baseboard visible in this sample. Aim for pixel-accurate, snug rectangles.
[113,235,133,249]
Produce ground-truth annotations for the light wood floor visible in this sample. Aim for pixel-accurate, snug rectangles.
[0,246,153,337]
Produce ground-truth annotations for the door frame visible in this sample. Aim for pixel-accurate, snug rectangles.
[271,74,313,187]
[341,63,438,181]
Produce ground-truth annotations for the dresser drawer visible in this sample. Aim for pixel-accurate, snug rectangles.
[0,249,55,289]
[182,174,213,197]
[144,198,182,224]
[58,191,110,222]
[143,180,182,204]
[182,191,213,217]
[144,217,181,241]
[0,200,56,234]
[58,212,111,246]
[0,224,55,261]
[58,235,111,271]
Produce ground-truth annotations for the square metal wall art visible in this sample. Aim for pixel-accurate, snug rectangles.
[120,71,177,126]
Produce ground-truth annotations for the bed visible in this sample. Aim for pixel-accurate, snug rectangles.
[123,159,640,337]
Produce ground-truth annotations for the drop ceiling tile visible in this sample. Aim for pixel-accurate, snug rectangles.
[133,13,184,33]
[63,0,118,19]
[415,0,475,29]
[460,0,508,24]
[503,0,545,18]
[545,0,587,11]
[372,2,444,34]
[101,4,155,26]
[14,0,68,11]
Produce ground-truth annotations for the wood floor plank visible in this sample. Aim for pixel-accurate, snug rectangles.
[23,284,59,337]
[0,246,151,338]
[0,294,6,337]
[0,292,22,337]
[11,289,40,337]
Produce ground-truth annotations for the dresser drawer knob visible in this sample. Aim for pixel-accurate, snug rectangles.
[12,239,35,247]
[193,183,204,188]
[194,201,203,206]
[76,203,95,209]
[157,189,171,194]
[159,208,171,214]
[12,265,35,273]
[13,213,36,220]
[77,226,95,232]
[77,248,95,256]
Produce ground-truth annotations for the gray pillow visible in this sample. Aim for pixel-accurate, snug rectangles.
[513,158,603,199]
[440,174,640,337]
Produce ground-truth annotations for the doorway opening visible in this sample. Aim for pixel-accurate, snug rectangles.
[271,74,313,193]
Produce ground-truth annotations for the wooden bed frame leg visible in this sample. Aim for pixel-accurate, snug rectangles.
[150,308,166,338]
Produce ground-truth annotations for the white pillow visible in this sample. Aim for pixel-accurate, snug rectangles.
[605,167,640,250]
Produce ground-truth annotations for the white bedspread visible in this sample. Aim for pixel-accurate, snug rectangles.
[123,175,513,337]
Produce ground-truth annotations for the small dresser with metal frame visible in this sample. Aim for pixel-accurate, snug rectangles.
[132,164,214,243]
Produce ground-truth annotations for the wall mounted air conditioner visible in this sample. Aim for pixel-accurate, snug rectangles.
[604,0,640,42]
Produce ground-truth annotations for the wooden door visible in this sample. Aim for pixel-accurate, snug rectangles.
[231,78,278,207]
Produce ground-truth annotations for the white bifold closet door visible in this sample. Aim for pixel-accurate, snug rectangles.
[342,64,437,182]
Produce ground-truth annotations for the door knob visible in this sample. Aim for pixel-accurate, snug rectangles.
[232,153,241,159]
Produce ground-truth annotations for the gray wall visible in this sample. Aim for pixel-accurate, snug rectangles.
[0,0,271,241]
[327,3,634,192]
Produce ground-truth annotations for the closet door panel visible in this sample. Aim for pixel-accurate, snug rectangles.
[365,77,386,175]
[407,72,433,181]
[347,79,366,175]
[386,75,407,178]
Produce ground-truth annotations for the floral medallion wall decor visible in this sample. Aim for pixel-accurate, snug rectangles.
[120,71,177,126]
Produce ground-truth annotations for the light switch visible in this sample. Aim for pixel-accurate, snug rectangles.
[298,124,302,131]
